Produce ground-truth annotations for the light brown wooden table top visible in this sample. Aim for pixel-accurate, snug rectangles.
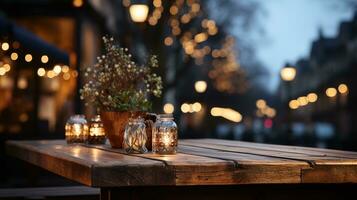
[6,139,357,187]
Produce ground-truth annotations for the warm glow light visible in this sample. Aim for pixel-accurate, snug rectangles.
[280,66,296,81]
[266,108,276,118]
[53,65,62,74]
[63,73,71,80]
[194,80,207,93]
[326,87,337,98]
[192,102,202,112]
[3,64,11,72]
[210,107,242,123]
[194,32,208,43]
[1,42,9,51]
[307,93,318,103]
[37,68,46,77]
[0,67,6,76]
[297,96,308,106]
[62,65,70,73]
[73,0,83,7]
[181,103,190,113]
[25,54,32,62]
[338,84,348,94]
[47,70,56,78]
[163,103,174,114]
[17,77,28,89]
[41,55,49,63]
[129,4,149,22]
[289,100,299,110]
[153,0,162,7]
[256,99,266,109]
[10,52,18,60]
[164,37,173,46]
[170,5,178,15]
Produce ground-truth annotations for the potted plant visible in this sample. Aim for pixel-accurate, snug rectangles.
[80,36,162,148]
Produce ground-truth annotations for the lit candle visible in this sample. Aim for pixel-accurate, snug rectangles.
[152,114,178,154]
[88,115,106,145]
[65,115,88,144]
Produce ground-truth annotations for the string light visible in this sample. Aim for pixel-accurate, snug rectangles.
[289,100,299,110]
[73,0,83,7]
[164,37,174,46]
[1,42,9,51]
[0,67,6,76]
[181,103,190,113]
[256,99,266,109]
[53,65,62,74]
[3,64,11,72]
[297,96,308,106]
[41,55,49,63]
[63,72,71,80]
[307,93,318,103]
[338,84,348,94]
[62,65,70,73]
[326,87,337,98]
[37,68,46,77]
[163,103,174,114]
[47,70,56,78]
[194,81,207,93]
[170,5,179,15]
[192,102,202,112]
[25,54,32,62]
[10,53,18,61]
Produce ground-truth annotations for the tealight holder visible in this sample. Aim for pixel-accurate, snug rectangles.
[88,115,106,145]
[152,114,178,154]
[65,115,88,144]
[123,117,148,153]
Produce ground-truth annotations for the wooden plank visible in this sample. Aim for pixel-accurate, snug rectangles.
[87,144,236,185]
[181,139,357,164]
[178,145,310,184]
[6,140,175,187]
[181,139,357,183]
[7,139,357,186]
[192,139,357,158]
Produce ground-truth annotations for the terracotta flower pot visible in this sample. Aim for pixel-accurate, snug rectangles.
[100,111,155,149]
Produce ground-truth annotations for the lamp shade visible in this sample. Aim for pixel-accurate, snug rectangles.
[129,4,149,22]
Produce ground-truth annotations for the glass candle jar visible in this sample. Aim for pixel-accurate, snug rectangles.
[88,115,106,145]
[65,115,88,144]
[123,118,148,153]
[152,114,178,154]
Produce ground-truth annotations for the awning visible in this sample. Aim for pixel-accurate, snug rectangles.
[0,15,69,67]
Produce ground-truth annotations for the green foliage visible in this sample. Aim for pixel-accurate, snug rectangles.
[80,36,162,112]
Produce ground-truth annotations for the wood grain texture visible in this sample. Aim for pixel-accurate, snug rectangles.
[6,139,357,186]
[88,144,236,185]
[6,140,174,187]
[181,139,357,183]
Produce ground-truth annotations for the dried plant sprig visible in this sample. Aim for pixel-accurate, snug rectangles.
[80,36,163,112]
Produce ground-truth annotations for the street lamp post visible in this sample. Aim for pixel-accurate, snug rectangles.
[280,63,296,144]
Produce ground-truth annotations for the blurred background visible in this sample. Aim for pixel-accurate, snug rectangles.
[0,0,356,188]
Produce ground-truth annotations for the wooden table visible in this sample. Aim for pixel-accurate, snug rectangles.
[6,139,357,200]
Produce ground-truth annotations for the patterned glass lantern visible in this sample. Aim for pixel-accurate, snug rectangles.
[65,115,88,144]
[152,114,178,154]
[88,115,106,145]
[123,117,148,153]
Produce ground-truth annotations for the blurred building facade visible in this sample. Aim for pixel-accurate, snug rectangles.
[279,12,357,150]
